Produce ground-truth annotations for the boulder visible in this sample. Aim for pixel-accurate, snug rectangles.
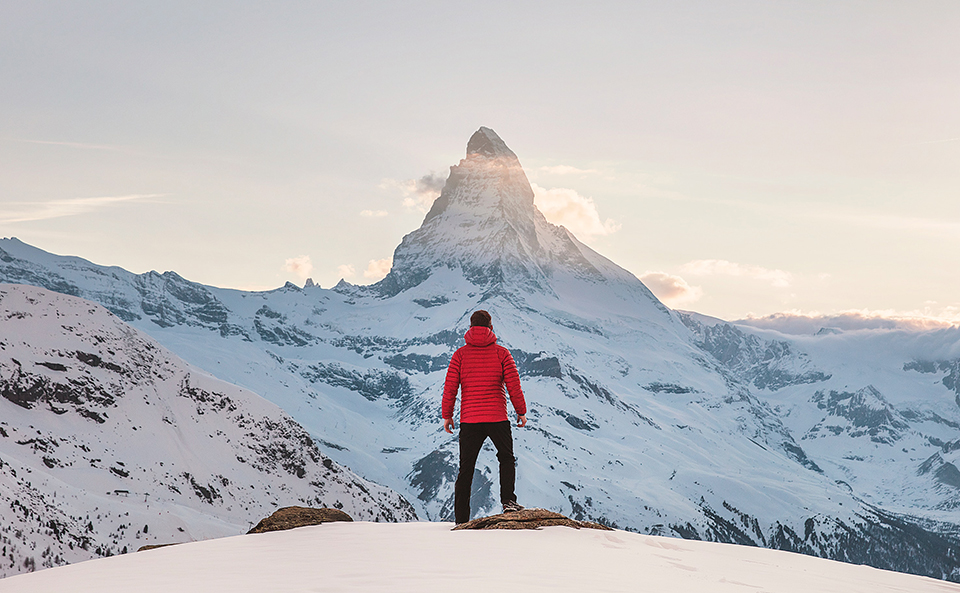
[247,506,353,534]
[452,508,613,531]
[138,543,180,552]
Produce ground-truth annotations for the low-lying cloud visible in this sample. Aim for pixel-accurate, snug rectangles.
[282,255,313,280]
[363,258,392,280]
[538,165,598,175]
[680,259,792,288]
[639,271,703,307]
[360,210,388,217]
[381,173,447,213]
[531,183,620,241]
[336,264,356,279]
[735,308,960,335]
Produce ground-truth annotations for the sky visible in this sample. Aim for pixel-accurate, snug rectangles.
[1,2,958,324]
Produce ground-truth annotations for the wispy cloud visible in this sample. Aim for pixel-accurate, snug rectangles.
[337,264,356,279]
[905,137,960,146]
[843,213,960,234]
[381,173,446,213]
[531,183,620,241]
[360,210,389,217]
[538,165,598,175]
[736,307,960,334]
[281,255,313,280]
[363,258,392,280]
[13,138,129,151]
[680,259,793,288]
[639,271,703,307]
[656,192,960,238]
[0,194,163,224]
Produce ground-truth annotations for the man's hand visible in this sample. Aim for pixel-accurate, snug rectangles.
[443,418,454,434]
[517,414,527,428]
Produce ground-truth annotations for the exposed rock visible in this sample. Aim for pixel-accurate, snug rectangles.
[452,508,613,531]
[247,506,353,534]
[138,543,181,552]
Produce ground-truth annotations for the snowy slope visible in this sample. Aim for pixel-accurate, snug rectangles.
[1,522,958,593]
[1,128,959,580]
[0,284,416,578]
[682,315,960,525]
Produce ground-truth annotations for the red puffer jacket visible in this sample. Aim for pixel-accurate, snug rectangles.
[441,326,527,423]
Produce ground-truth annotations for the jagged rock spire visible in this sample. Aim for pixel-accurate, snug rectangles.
[369,127,660,307]
[466,127,518,160]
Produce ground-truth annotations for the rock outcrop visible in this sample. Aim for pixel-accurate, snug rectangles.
[247,506,354,534]
[452,508,613,531]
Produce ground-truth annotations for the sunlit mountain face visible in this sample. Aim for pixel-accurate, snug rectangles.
[2,128,959,581]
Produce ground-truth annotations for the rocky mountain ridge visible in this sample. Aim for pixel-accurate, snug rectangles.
[0,284,415,578]
[2,128,960,580]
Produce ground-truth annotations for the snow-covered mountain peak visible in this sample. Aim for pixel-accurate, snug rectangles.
[465,126,517,159]
[374,129,664,316]
[420,126,534,229]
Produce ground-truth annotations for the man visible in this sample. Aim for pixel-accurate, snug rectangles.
[442,309,528,524]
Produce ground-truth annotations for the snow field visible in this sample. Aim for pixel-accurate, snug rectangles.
[2,522,957,593]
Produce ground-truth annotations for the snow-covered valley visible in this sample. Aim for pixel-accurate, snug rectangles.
[1,127,959,581]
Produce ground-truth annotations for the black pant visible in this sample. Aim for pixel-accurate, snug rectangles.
[455,420,516,524]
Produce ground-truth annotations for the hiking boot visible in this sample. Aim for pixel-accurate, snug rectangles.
[502,500,524,513]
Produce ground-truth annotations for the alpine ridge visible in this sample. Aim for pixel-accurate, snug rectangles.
[0,284,416,578]
[370,127,663,312]
[2,127,960,581]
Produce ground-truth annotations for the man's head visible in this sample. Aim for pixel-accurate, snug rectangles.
[470,310,492,329]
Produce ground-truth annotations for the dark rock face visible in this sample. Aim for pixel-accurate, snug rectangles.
[137,543,180,552]
[452,508,613,531]
[408,449,457,502]
[1,356,120,421]
[247,506,353,534]
[905,359,960,405]
[383,353,450,375]
[669,500,960,582]
[512,350,562,379]
[809,386,909,444]
[299,362,413,402]
[680,314,831,391]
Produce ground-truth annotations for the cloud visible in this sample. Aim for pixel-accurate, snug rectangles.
[363,258,392,280]
[336,264,356,279]
[381,173,447,213]
[639,271,703,307]
[734,307,960,335]
[360,210,388,217]
[531,183,620,241]
[680,259,793,288]
[907,136,960,146]
[538,165,598,175]
[282,255,313,280]
[0,194,163,224]
[14,138,129,151]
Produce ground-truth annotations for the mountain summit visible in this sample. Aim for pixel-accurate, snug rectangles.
[3,129,960,582]
[465,126,518,159]
[375,127,661,311]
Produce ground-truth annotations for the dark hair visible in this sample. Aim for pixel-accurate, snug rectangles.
[470,310,492,328]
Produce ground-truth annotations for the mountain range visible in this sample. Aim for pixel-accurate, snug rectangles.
[1,127,959,581]
[0,284,414,577]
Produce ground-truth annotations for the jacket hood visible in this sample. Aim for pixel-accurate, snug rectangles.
[464,326,497,347]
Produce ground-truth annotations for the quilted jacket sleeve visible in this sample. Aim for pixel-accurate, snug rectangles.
[441,349,462,419]
[501,348,527,416]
